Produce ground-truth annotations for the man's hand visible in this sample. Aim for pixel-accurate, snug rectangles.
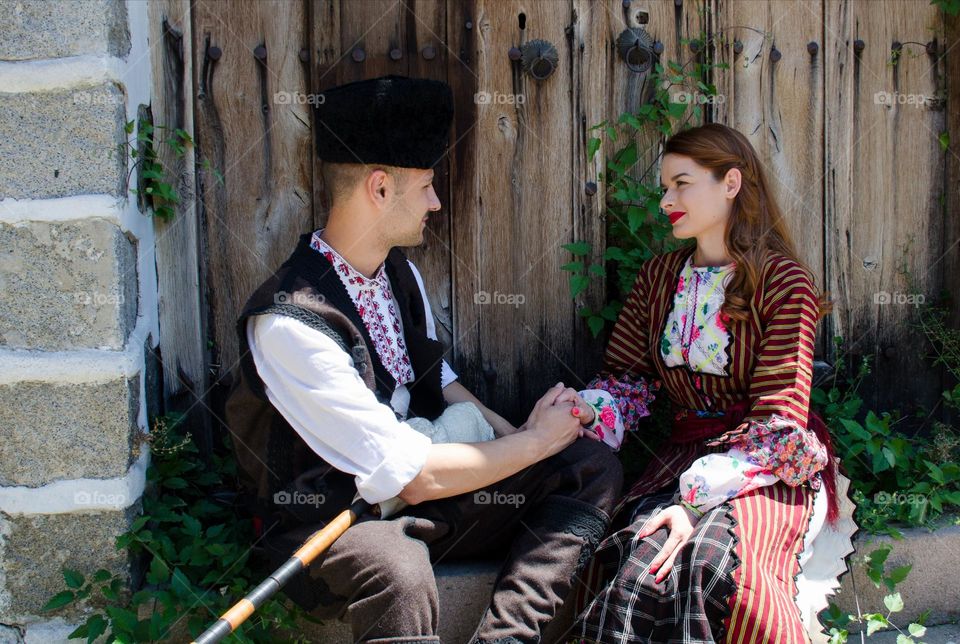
[551,388,603,442]
[523,383,583,459]
[639,504,699,583]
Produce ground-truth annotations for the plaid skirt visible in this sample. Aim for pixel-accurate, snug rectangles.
[574,483,815,644]
[575,491,737,644]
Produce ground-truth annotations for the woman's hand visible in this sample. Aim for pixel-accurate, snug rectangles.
[639,504,699,583]
[554,389,597,426]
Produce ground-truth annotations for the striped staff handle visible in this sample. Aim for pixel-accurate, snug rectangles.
[192,499,372,644]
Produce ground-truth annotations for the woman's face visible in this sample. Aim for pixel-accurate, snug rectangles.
[658,153,739,241]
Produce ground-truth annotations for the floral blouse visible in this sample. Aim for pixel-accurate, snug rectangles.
[579,255,827,515]
[660,259,735,376]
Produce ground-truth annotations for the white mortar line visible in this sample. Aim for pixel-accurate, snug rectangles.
[0,314,149,385]
[0,55,125,93]
[0,449,148,515]
[0,194,124,224]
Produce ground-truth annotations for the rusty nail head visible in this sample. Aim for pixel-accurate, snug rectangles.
[390,48,402,61]
[422,45,436,60]
[854,39,865,53]
[770,46,781,62]
[208,45,222,60]
[465,20,474,30]
[508,46,522,61]
[352,47,366,62]
[585,181,598,196]
[254,45,267,60]
[807,41,818,56]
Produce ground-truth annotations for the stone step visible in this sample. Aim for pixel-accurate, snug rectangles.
[868,623,960,643]
[19,522,960,643]
[304,523,960,644]
[831,523,960,628]
[295,559,578,644]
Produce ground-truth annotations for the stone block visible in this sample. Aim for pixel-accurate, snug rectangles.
[0,508,135,622]
[0,0,130,61]
[0,84,127,199]
[0,219,137,350]
[0,376,139,487]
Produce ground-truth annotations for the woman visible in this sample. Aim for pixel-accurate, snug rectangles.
[566,123,855,643]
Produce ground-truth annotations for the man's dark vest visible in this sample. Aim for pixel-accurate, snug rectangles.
[224,233,446,527]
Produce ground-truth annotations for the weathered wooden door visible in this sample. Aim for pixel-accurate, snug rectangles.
[150,0,955,432]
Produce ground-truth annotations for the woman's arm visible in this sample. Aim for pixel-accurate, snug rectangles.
[568,259,664,449]
[442,380,521,437]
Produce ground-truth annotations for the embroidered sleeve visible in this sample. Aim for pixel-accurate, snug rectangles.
[579,259,665,450]
[705,259,827,490]
[678,448,779,514]
[576,374,658,451]
[707,415,827,487]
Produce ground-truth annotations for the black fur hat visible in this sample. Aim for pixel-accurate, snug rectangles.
[314,75,454,169]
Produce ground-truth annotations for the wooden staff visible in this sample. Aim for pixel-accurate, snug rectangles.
[192,499,371,644]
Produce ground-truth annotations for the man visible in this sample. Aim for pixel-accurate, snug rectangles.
[225,75,622,644]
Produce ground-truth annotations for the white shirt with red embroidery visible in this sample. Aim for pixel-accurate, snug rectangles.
[247,233,457,504]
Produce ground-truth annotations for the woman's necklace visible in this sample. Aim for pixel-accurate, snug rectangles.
[682,270,700,352]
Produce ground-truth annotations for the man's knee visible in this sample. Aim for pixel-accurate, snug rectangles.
[556,439,624,511]
[342,519,438,598]
[564,439,624,486]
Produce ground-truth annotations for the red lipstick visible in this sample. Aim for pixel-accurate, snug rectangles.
[668,211,686,225]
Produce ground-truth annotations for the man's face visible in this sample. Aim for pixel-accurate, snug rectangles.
[387,167,442,247]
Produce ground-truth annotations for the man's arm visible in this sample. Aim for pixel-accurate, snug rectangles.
[442,380,522,437]
[249,314,434,504]
[399,383,582,505]
[251,314,582,507]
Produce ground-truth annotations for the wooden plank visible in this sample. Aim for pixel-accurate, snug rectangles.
[193,0,314,380]
[309,0,340,226]
[714,0,825,314]
[403,0,453,349]
[569,0,612,385]
[336,0,407,84]
[944,10,960,332]
[568,1,701,381]
[148,0,209,445]
[445,0,483,394]
[824,0,945,415]
[450,0,576,422]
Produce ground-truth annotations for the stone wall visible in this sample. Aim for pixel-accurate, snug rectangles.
[0,1,156,640]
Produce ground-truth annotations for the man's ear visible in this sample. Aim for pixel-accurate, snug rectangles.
[364,168,391,208]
